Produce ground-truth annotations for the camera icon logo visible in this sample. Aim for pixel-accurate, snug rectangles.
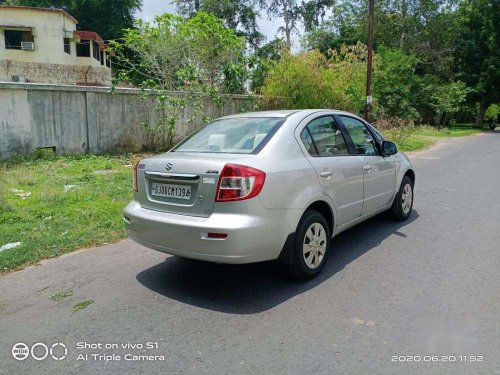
[11,343,30,361]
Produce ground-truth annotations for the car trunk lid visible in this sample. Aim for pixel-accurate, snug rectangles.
[136,152,253,217]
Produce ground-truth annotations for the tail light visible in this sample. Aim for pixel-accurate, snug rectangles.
[216,164,266,202]
[133,160,142,192]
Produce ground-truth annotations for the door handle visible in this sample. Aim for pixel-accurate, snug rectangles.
[319,171,333,178]
[363,164,373,173]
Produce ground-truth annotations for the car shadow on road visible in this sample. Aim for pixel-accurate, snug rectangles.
[136,210,419,314]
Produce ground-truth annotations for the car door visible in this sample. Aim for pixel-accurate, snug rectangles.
[297,115,364,225]
[338,115,396,215]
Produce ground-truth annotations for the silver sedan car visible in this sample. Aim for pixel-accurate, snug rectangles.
[124,110,415,279]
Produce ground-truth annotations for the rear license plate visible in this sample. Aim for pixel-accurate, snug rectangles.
[151,182,191,200]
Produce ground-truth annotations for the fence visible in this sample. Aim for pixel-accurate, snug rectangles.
[0,82,258,158]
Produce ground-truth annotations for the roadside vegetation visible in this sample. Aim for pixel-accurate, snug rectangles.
[1,0,496,272]
[0,123,483,273]
[0,154,143,273]
[383,124,485,152]
[106,1,498,152]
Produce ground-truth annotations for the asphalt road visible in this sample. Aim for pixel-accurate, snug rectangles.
[1,132,499,375]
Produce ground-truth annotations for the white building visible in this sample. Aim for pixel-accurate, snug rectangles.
[0,5,111,85]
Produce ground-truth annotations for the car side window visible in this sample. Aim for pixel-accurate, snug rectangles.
[301,116,349,156]
[340,116,378,155]
[300,128,318,156]
[369,125,384,143]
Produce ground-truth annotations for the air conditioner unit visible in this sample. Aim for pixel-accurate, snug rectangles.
[12,75,27,83]
[21,41,35,50]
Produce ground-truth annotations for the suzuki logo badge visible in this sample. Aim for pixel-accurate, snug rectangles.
[165,162,173,171]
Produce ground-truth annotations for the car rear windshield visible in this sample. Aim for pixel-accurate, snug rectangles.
[173,117,285,154]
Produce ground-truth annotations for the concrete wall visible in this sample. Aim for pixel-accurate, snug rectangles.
[0,82,256,159]
[0,59,110,85]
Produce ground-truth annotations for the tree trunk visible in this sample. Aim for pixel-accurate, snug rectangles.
[438,111,446,129]
[475,97,488,127]
[194,0,201,12]
[284,2,291,50]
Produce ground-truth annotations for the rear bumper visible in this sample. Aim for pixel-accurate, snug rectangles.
[123,201,300,264]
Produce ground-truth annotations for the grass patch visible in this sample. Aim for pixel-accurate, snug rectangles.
[72,300,94,313]
[382,124,483,152]
[412,125,484,138]
[0,153,143,273]
[50,290,73,301]
[397,136,435,152]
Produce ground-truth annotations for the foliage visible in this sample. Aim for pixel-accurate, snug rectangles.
[454,0,500,125]
[112,13,246,91]
[298,0,335,32]
[299,0,498,126]
[327,43,367,112]
[373,47,420,120]
[250,38,286,92]
[485,104,500,121]
[301,19,359,54]
[110,12,246,150]
[375,117,416,148]
[5,0,142,41]
[264,0,335,49]
[261,49,329,109]
[427,81,473,124]
[175,0,265,48]
[261,43,366,112]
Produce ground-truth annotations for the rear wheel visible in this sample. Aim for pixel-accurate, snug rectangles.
[289,210,330,279]
[390,176,414,221]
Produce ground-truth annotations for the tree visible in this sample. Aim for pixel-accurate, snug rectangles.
[418,78,473,125]
[454,0,500,126]
[300,0,483,124]
[298,0,335,31]
[6,0,142,41]
[249,38,286,92]
[301,19,358,53]
[112,12,246,92]
[110,12,247,149]
[373,47,420,120]
[302,0,462,77]
[175,0,265,48]
[266,0,333,49]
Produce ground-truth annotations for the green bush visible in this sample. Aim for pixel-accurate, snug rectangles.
[485,104,500,120]
[261,43,366,112]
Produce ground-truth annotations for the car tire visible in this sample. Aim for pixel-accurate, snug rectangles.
[289,210,330,280]
[390,176,414,221]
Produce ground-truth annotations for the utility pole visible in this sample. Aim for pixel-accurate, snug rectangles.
[364,0,375,121]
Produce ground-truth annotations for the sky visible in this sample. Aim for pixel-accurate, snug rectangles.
[137,0,302,49]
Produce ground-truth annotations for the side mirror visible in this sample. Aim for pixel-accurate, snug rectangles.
[382,141,398,156]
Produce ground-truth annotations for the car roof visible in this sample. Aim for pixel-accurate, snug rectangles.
[220,109,360,119]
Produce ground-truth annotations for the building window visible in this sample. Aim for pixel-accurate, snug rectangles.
[64,38,71,54]
[4,30,34,50]
[76,39,90,57]
[106,56,111,68]
[92,42,100,61]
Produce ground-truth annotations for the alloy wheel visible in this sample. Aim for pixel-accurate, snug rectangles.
[401,183,413,214]
[303,222,327,269]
